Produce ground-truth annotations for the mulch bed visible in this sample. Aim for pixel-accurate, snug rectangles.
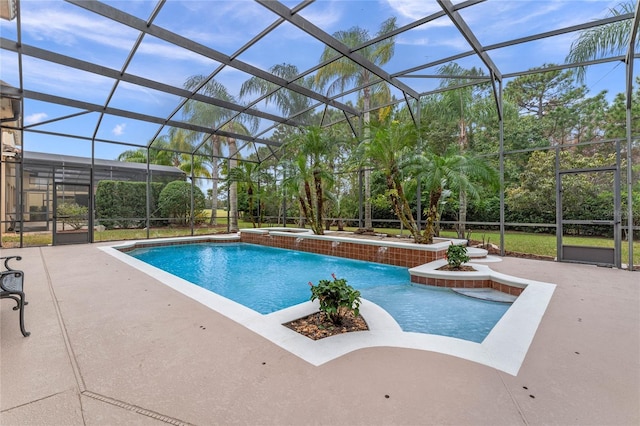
[283,311,368,340]
[436,265,477,272]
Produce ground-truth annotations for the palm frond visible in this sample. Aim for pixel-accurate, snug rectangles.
[566,1,639,82]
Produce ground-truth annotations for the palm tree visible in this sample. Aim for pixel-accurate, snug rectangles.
[566,1,639,82]
[360,118,423,242]
[182,76,257,230]
[222,121,257,231]
[436,64,487,149]
[118,128,209,179]
[193,135,223,225]
[117,139,176,166]
[280,126,336,235]
[228,161,267,228]
[117,147,154,164]
[315,17,397,232]
[405,147,498,244]
[436,63,490,238]
[152,127,192,167]
[240,63,315,125]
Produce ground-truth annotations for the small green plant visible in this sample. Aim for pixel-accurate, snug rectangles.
[309,274,361,326]
[446,244,470,269]
[56,202,88,230]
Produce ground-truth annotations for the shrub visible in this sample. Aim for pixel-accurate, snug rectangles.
[309,274,361,326]
[446,244,470,269]
[95,181,165,229]
[56,202,88,230]
[158,181,205,225]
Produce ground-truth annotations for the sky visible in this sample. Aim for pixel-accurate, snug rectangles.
[0,0,636,161]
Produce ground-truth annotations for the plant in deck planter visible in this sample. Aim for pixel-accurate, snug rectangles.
[309,274,361,326]
[446,244,470,269]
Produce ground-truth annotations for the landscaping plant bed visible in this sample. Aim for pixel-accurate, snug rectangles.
[284,311,368,340]
[436,265,477,272]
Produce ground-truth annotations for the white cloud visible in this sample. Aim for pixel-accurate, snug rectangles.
[298,1,344,30]
[165,1,274,48]
[384,0,445,21]
[21,56,112,100]
[21,7,138,50]
[464,1,568,39]
[136,41,217,66]
[112,123,126,136]
[396,36,430,46]
[396,34,468,51]
[496,2,563,29]
[24,112,48,125]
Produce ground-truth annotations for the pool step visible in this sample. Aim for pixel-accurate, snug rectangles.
[452,288,516,303]
[467,247,488,258]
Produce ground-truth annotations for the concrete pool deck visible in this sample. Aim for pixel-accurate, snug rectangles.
[1,241,638,425]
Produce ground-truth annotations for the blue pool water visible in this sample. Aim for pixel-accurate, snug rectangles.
[128,243,510,343]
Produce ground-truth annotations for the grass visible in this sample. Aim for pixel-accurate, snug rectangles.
[2,220,638,265]
[1,233,52,247]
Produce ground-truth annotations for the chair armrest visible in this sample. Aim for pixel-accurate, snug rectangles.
[0,270,24,292]
[0,256,22,271]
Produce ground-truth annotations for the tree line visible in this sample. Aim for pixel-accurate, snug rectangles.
[116,3,638,241]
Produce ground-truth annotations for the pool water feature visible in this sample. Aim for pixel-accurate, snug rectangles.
[127,242,509,343]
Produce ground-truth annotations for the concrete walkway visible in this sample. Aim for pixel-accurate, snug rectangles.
[1,243,638,425]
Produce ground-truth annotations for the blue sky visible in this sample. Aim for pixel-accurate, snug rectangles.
[0,0,635,161]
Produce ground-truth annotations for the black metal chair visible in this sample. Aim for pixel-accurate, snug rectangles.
[1,256,30,337]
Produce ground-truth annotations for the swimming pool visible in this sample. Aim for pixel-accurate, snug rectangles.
[127,242,510,343]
